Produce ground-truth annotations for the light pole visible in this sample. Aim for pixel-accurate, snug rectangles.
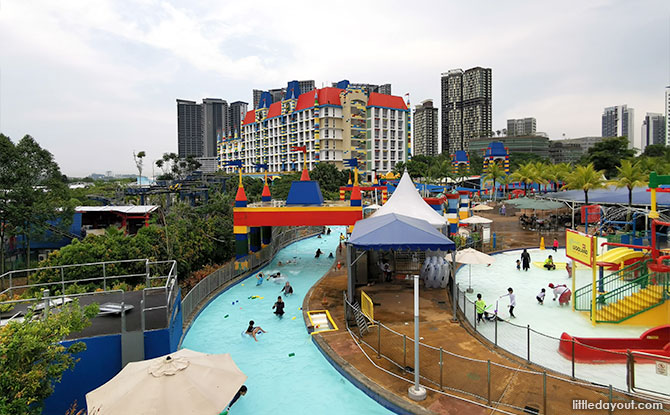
[408,274,426,401]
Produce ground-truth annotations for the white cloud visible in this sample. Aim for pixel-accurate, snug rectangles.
[0,0,668,175]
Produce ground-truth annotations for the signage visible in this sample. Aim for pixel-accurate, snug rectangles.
[566,229,592,266]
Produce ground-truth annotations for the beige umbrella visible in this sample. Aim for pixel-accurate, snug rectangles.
[86,349,247,415]
[471,204,494,211]
[460,215,493,224]
[446,248,495,293]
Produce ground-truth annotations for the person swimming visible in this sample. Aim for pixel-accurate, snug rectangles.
[245,320,267,342]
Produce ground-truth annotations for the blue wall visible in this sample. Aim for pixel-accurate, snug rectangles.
[43,334,122,415]
[41,295,183,414]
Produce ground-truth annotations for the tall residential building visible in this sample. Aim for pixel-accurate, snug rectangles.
[441,67,492,154]
[665,86,670,145]
[252,80,316,109]
[177,99,203,158]
[602,105,635,150]
[641,113,666,150]
[506,117,536,136]
[201,98,228,158]
[413,99,438,156]
[228,101,248,136]
[331,80,392,95]
[219,85,408,174]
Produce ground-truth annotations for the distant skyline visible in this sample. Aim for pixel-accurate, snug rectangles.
[1,0,669,176]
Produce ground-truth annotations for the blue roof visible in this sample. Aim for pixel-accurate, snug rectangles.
[543,186,670,206]
[349,213,455,251]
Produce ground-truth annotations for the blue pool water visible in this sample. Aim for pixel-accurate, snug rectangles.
[181,228,393,414]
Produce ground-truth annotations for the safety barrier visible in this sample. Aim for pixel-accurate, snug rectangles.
[180,226,321,322]
[455,284,670,401]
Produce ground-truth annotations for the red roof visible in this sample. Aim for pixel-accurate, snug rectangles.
[295,87,344,111]
[367,93,407,110]
[266,101,281,119]
[242,110,256,126]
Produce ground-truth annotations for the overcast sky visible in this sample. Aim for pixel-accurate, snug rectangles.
[1,0,669,177]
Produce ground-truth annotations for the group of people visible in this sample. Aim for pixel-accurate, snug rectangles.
[537,283,571,306]
[476,287,516,322]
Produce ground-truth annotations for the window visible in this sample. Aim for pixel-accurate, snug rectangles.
[324,107,329,116]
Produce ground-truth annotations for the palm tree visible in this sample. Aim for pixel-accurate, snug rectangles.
[482,162,506,202]
[499,173,512,200]
[510,162,538,196]
[608,160,647,229]
[565,163,605,204]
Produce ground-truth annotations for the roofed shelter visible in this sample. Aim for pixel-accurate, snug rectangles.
[346,213,455,303]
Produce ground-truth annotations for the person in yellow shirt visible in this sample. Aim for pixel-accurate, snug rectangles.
[543,255,556,270]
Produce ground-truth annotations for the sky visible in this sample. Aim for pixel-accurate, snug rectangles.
[1,0,669,177]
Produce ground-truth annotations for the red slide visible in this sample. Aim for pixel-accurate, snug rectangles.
[558,325,670,363]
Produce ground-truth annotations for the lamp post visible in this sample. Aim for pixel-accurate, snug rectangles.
[408,274,426,401]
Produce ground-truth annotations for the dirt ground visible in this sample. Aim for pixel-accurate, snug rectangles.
[305,207,668,415]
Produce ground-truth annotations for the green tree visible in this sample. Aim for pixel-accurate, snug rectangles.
[11,136,71,268]
[0,301,98,415]
[641,144,668,158]
[565,163,605,204]
[509,152,548,172]
[510,162,538,196]
[584,137,635,178]
[133,151,146,183]
[0,134,18,274]
[482,162,506,202]
[607,160,647,229]
[309,163,347,199]
[467,152,484,175]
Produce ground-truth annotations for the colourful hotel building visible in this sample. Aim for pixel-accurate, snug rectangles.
[218,81,410,175]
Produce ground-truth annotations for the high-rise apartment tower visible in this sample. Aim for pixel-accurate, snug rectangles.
[441,67,492,154]
[413,99,438,156]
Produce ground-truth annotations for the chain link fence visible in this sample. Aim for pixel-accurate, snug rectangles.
[181,226,321,322]
[344,293,669,414]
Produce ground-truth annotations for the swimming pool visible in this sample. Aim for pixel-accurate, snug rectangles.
[181,228,393,414]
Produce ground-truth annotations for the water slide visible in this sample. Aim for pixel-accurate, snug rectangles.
[558,325,670,363]
[595,247,645,271]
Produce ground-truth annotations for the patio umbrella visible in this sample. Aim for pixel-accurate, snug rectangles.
[446,248,495,293]
[460,215,493,224]
[471,204,493,211]
[86,349,247,415]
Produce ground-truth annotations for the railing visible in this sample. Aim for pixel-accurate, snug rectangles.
[343,295,668,414]
[595,271,669,323]
[574,259,651,312]
[454,284,670,401]
[180,226,321,323]
[0,258,179,332]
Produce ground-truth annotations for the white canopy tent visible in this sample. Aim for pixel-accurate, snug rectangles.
[372,170,447,230]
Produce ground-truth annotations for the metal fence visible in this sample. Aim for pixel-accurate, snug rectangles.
[0,258,179,331]
[455,283,670,400]
[180,226,321,322]
[344,295,669,415]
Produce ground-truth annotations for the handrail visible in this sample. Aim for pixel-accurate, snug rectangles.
[574,259,651,311]
[595,271,668,323]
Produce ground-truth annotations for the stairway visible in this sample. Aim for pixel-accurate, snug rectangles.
[352,302,372,336]
[595,284,666,323]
